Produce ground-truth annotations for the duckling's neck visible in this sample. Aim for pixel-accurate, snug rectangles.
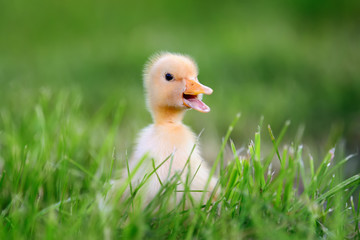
[152,106,186,125]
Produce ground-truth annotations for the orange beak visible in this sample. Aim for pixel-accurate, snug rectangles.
[184,80,213,95]
[182,79,213,113]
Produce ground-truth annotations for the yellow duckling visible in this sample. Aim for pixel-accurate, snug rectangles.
[119,52,217,205]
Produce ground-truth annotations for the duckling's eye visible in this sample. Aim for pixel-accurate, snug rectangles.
[165,73,174,81]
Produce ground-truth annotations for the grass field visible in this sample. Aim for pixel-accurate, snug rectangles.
[0,92,359,239]
[1,0,360,239]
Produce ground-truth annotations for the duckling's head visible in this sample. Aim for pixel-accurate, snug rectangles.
[143,52,213,121]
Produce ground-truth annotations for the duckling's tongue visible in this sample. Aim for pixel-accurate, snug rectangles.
[183,95,210,113]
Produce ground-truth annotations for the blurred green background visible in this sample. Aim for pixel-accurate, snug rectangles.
[0,0,359,172]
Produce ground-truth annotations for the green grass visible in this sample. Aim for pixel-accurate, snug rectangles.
[0,91,359,239]
[1,1,359,238]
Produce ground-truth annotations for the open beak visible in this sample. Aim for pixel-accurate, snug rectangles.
[182,79,213,113]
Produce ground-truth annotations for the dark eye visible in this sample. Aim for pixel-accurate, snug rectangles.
[165,73,174,81]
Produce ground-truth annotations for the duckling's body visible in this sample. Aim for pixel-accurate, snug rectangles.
[130,121,216,203]
[117,52,217,204]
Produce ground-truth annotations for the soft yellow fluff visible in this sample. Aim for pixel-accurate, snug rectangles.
[112,52,217,205]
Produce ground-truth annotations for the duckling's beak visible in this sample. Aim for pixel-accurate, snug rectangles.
[183,79,213,113]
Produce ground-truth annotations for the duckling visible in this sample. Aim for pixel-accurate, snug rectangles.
[118,52,217,205]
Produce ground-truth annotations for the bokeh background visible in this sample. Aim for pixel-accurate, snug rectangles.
[1,0,359,173]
